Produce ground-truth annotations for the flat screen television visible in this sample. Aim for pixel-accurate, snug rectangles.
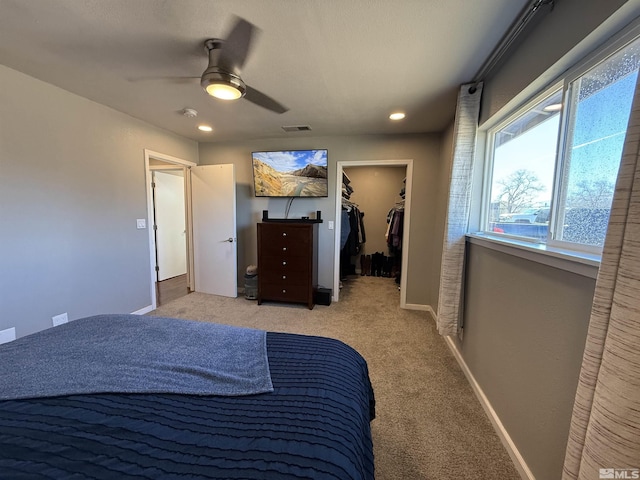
[252,149,328,197]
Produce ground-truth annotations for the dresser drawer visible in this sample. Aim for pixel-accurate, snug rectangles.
[260,269,309,286]
[260,255,310,273]
[259,247,309,262]
[260,284,310,303]
[260,240,309,257]
[260,224,312,240]
[259,227,311,256]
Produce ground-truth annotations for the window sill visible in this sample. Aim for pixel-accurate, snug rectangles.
[466,233,600,279]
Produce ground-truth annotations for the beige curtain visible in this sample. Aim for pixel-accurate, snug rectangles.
[437,82,483,336]
[562,75,640,479]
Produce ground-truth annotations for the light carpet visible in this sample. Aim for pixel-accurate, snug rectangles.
[150,275,520,480]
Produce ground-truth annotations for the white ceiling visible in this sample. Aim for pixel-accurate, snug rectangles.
[0,0,528,142]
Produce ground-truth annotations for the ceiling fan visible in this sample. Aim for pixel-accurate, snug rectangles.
[200,17,288,114]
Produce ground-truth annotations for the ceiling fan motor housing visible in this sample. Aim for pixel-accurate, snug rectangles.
[201,38,246,99]
[200,68,246,98]
[197,28,287,112]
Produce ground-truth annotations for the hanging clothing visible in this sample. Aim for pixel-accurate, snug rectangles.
[340,209,351,249]
[339,172,367,278]
[385,206,404,285]
[387,208,404,250]
[346,206,363,255]
[358,210,367,245]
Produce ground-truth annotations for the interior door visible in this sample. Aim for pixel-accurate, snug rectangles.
[191,164,238,297]
[153,170,187,281]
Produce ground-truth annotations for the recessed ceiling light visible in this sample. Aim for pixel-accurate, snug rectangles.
[389,112,406,120]
[198,125,213,132]
[543,103,563,112]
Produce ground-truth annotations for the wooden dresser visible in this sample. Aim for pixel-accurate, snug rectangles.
[257,222,318,309]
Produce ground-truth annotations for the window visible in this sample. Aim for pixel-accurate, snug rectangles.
[483,35,640,253]
[487,90,561,241]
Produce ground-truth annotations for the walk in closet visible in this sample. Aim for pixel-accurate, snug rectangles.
[340,166,406,287]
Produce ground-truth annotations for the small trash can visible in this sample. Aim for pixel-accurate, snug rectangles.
[244,265,258,300]
[314,287,332,306]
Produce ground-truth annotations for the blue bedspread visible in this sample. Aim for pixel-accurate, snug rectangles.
[0,332,375,479]
[0,315,273,399]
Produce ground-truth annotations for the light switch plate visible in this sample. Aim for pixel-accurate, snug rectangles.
[52,313,68,326]
[0,327,16,344]
[328,221,334,230]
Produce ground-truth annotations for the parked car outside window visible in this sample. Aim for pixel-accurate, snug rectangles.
[498,208,549,224]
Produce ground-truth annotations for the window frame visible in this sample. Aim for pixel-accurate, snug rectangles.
[478,24,640,261]
[480,83,564,244]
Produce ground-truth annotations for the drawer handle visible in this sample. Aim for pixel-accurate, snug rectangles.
[282,275,287,280]
[282,261,287,266]
[282,289,286,293]
[283,247,287,251]
[282,232,287,237]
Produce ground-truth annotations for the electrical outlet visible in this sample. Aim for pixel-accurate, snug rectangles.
[52,313,68,326]
[0,327,16,344]
[136,219,146,229]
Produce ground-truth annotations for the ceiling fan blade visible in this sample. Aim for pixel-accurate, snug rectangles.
[218,16,257,74]
[128,76,200,84]
[245,85,289,114]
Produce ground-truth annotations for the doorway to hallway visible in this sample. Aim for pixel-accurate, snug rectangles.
[144,150,239,310]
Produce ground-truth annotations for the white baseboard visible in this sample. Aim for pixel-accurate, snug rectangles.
[404,303,431,311]
[131,305,153,315]
[443,336,535,480]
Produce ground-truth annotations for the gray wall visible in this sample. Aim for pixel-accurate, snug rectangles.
[449,1,640,479]
[198,134,441,306]
[0,65,198,338]
[480,0,635,125]
[459,244,594,480]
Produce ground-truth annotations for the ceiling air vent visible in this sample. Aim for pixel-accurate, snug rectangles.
[282,125,312,132]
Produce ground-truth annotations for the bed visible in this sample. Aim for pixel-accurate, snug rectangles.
[0,314,375,479]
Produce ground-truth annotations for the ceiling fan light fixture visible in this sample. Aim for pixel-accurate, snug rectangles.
[205,82,243,100]
[201,70,246,100]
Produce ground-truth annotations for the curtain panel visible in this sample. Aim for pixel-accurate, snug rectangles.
[562,74,640,479]
[437,83,483,336]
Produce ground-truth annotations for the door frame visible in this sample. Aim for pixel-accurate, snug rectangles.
[333,159,413,308]
[144,149,197,310]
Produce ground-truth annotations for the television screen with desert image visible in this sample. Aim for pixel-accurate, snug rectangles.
[252,149,328,197]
